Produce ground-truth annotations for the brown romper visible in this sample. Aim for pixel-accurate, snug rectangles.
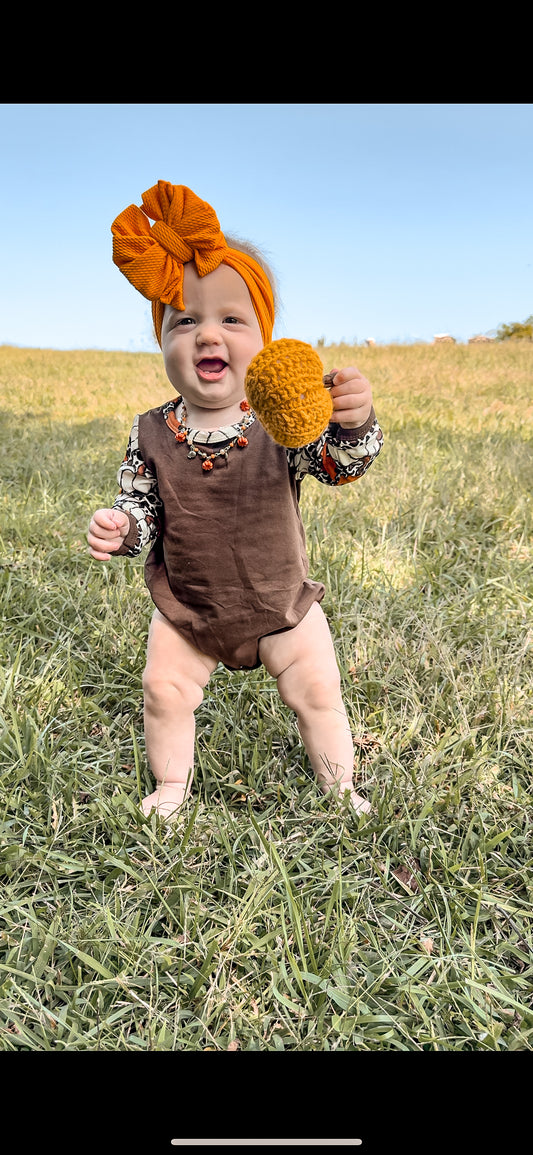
[118,405,325,670]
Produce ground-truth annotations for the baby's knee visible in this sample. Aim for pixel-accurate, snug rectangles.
[142,665,205,715]
[279,661,342,715]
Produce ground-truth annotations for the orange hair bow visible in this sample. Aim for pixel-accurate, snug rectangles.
[112,181,275,346]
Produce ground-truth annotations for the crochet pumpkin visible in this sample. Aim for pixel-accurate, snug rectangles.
[245,338,334,448]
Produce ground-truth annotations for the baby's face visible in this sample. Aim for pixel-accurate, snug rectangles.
[161,263,263,413]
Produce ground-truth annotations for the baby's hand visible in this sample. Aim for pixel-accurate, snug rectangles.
[326,366,373,429]
[87,508,130,560]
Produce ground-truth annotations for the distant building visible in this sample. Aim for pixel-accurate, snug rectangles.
[365,338,376,346]
[433,334,456,344]
[468,335,494,343]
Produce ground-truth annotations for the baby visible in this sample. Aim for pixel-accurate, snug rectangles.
[87,182,383,820]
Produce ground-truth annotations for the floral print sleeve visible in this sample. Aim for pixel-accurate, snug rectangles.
[288,408,384,485]
[112,415,162,557]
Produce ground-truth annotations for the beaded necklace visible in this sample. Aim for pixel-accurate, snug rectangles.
[167,398,255,472]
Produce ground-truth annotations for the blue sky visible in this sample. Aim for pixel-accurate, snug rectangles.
[1,103,531,350]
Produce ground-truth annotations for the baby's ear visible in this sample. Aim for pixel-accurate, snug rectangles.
[245,339,333,448]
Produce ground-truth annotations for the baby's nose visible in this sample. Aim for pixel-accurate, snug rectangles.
[196,323,223,345]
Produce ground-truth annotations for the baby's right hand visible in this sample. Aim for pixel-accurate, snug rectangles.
[87,508,130,561]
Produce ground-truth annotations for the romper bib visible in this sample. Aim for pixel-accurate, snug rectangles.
[136,405,325,669]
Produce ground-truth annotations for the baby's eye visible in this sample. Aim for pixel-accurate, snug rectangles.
[176,316,195,327]
[224,316,240,325]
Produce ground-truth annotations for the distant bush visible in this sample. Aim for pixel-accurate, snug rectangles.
[496,315,533,340]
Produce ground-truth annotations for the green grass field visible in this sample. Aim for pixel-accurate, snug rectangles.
[1,341,532,1052]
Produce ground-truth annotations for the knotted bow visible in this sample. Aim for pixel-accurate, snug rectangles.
[112,181,274,346]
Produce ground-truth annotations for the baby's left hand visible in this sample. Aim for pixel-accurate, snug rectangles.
[325,366,373,429]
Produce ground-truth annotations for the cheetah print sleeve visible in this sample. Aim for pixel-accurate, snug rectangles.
[287,409,384,486]
[112,415,162,557]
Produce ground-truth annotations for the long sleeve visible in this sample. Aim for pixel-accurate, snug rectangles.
[287,407,384,486]
[112,415,163,557]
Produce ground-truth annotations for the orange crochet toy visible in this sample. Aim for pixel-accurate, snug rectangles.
[245,338,334,448]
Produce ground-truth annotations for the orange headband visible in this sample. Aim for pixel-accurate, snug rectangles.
[111,181,275,347]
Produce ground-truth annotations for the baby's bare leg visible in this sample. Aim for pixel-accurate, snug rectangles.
[259,602,370,813]
[141,609,217,818]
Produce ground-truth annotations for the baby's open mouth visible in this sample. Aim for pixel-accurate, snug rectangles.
[196,358,227,379]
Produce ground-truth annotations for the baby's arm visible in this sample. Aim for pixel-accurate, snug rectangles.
[87,414,162,561]
[288,364,383,487]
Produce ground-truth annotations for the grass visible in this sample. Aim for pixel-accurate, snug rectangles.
[1,340,532,1055]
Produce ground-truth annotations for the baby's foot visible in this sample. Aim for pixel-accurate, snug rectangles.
[347,788,371,815]
[321,778,371,815]
[142,783,188,820]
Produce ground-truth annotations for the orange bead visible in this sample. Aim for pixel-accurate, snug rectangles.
[240,399,250,411]
[237,436,248,447]
[202,459,214,470]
